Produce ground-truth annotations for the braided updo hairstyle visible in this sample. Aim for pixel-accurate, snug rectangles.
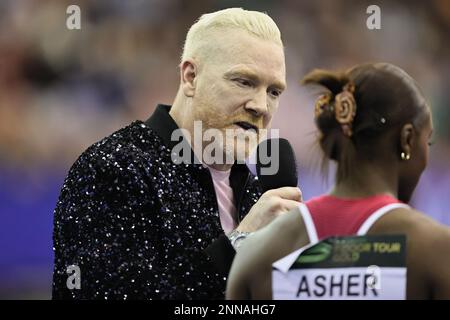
[302,63,429,182]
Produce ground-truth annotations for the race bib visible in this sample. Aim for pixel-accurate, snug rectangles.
[272,235,406,300]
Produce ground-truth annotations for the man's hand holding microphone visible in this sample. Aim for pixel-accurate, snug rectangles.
[228,138,301,249]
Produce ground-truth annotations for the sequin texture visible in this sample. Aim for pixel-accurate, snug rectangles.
[52,105,262,299]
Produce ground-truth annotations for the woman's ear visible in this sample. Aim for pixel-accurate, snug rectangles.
[399,123,415,159]
[179,60,197,97]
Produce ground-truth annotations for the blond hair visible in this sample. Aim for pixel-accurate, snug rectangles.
[181,8,282,63]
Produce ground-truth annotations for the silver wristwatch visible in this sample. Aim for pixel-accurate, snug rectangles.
[227,230,253,250]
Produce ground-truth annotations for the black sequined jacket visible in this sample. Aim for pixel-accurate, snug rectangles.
[52,105,262,299]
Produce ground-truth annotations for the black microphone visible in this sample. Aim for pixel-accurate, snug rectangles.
[254,138,298,192]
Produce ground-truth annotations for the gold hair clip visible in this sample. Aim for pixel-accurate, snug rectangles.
[314,93,332,118]
[334,82,356,137]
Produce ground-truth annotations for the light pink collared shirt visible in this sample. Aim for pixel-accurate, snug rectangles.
[207,166,237,234]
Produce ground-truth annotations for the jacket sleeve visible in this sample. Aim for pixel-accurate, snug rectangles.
[204,234,236,276]
[52,145,165,299]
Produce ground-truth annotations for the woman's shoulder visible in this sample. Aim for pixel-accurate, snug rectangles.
[369,205,441,231]
[368,205,450,255]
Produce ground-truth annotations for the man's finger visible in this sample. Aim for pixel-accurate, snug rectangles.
[278,199,302,212]
[264,187,302,201]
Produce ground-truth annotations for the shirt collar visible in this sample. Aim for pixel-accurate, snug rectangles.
[144,104,180,150]
[144,103,251,178]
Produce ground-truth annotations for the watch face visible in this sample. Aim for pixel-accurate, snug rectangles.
[229,231,252,250]
[234,234,247,241]
[233,235,247,248]
[229,230,240,239]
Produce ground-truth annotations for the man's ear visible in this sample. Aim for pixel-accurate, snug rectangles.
[180,60,197,97]
[399,123,415,159]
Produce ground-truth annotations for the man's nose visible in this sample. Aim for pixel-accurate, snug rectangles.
[244,89,269,118]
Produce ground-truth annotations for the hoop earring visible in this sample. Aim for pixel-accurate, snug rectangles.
[401,152,411,161]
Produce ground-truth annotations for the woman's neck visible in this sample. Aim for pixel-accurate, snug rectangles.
[330,160,399,199]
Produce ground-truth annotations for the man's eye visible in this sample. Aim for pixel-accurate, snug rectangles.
[235,79,252,87]
[269,89,281,98]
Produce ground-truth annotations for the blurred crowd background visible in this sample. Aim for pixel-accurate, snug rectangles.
[0,0,449,299]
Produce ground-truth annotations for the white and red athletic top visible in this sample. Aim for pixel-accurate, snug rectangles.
[299,194,410,243]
